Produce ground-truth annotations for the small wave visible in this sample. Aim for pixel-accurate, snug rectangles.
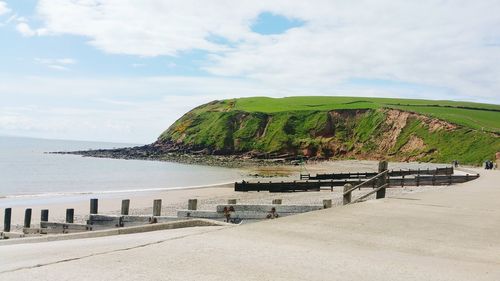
[2,182,234,199]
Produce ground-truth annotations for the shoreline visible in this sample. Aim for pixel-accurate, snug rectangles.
[0,159,458,199]
[2,168,497,281]
[0,159,459,231]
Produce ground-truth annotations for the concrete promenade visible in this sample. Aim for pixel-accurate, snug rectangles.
[1,168,499,280]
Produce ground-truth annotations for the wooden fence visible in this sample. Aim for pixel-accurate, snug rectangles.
[300,167,453,180]
[343,169,389,204]
[235,174,478,192]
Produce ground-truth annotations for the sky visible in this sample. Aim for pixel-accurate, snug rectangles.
[0,0,499,143]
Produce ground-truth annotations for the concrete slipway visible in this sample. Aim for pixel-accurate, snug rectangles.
[0,168,499,281]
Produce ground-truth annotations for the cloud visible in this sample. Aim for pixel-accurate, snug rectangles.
[16,21,48,37]
[22,0,500,102]
[0,75,288,142]
[0,1,10,16]
[34,58,77,71]
[3,1,500,142]
[0,74,489,143]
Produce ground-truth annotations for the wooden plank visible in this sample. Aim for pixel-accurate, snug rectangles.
[66,208,74,223]
[153,199,162,216]
[121,199,130,215]
[4,208,11,232]
[352,184,389,204]
[40,209,49,222]
[90,198,98,214]
[188,199,198,210]
[343,184,352,205]
[24,208,32,228]
[88,214,122,227]
[376,161,388,199]
[343,170,388,195]
[41,221,91,231]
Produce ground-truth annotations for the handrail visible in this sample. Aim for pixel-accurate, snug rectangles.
[351,183,389,204]
[343,170,388,195]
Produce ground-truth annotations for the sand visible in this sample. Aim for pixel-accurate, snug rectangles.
[0,167,497,281]
[0,160,456,230]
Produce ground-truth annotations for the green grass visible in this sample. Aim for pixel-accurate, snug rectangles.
[158,96,499,165]
[230,96,500,133]
[392,117,500,164]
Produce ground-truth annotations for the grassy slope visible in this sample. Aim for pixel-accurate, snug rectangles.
[232,96,500,133]
[159,96,500,164]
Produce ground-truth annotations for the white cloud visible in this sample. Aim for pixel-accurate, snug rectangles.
[16,21,48,37]
[34,58,77,71]
[3,1,500,142]
[23,0,500,102]
[16,22,35,36]
[0,75,289,142]
[0,1,10,16]
[0,74,485,143]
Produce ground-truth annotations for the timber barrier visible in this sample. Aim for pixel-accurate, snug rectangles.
[236,165,477,192]
[300,167,453,180]
[1,196,334,241]
[235,174,477,192]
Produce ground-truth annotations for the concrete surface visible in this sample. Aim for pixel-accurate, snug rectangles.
[0,219,230,246]
[1,168,499,281]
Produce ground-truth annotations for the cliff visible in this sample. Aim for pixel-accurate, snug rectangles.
[155,97,500,165]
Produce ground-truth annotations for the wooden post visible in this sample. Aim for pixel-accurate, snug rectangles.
[90,198,98,214]
[24,208,32,228]
[188,199,198,210]
[272,199,282,205]
[432,175,436,186]
[153,199,162,216]
[121,199,130,215]
[448,175,452,185]
[66,208,74,223]
[376,161,388,199]
[227,199,237,205]
[323,199,332,209]
[4,208,11,232]
[343,184,352,205]
[401,175,405,187]
[416,175,420,187]
[41,209,49,222]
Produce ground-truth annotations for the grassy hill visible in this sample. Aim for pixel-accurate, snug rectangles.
[233,97,500,133]
[158,96,500,165]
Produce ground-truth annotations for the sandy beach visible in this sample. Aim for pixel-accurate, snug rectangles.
[0,167,497,281]
[1,160,455,230]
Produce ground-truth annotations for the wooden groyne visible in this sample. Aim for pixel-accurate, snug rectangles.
[300,167,454,180]
[235,164,478,192]
[1,196,333,240]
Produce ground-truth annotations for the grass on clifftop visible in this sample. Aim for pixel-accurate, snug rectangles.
[228,96,500,133]
[159,96,499,165]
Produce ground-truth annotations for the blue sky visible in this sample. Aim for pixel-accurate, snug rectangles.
[0,1,499,143]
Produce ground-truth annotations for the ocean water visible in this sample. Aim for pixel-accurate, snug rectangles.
[0,136,245,197]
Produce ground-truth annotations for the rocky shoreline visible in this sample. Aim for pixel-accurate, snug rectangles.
[49,144,304,169]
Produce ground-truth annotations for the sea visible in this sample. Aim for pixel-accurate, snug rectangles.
[0,136,245,202]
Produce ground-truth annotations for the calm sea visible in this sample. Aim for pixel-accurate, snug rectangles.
[0,136,245,197]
